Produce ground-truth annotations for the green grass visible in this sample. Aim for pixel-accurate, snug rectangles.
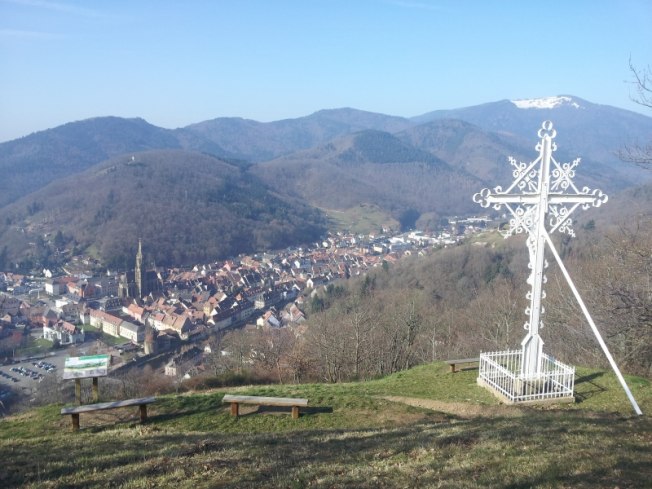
[1,362,650,488]
[15,337,54,357]
[322,203,398,234]
[82,324,125,347]
[466,229,514,248]
[83,243,102,261]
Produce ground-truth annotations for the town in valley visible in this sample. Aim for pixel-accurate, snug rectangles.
[0,216,492,406]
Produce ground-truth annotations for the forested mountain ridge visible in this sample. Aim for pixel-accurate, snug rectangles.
[0,150,327,268]
[1,95,650,267]
[412,95,652,190]
[3,96,647,211]
[394,118,622,192]
[183,108,414,162]
[0,109,414,211]
[0,116,232,208]
[396,119,535,183]
[2,97,648,209]
[253,129,481,228]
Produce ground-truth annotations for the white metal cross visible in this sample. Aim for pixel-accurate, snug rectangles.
[473,120,642,415]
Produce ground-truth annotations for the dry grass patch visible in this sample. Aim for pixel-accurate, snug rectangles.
[1,363,650,488]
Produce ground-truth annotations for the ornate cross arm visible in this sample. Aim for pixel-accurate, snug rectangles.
[473,188,608,208]
[473,187,608,238]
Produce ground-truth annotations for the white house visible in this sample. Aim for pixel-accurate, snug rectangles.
[43,321,84,345]
[44,278,61,296]
[119,321,145,343]
[89,309,123,337]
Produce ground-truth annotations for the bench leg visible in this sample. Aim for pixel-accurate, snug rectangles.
[71,413,80,431]
[230,402,239,417]
[291,406,299,419]
[139,404,148,423]
[450,364,457,373]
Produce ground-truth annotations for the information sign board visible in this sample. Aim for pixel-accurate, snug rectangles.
[63,354,111,380]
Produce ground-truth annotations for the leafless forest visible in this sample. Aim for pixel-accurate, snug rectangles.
[206,214,651,386]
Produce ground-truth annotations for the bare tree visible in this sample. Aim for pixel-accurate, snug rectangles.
[630,59,652,109]
[112,365,174,398]
[371,291,424,376]
[340,294,376,379]
[413,301,449,363]
[285,338,315,383]
[249,327,296,384]
[32,373,70,405]
[203,331,229,376]
[223,328,257,373]
[545,219,652,375]
[596,222,652,375]
[620,59,652,166]
[305,312,350,383]
[466,277,523,352]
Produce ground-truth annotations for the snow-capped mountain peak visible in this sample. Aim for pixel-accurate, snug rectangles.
[511,96,582,110]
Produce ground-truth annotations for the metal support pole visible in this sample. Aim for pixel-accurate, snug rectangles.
[521,131,552,378]
[544,231,643,415]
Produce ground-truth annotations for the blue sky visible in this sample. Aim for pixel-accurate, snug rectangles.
[1,0,651,142]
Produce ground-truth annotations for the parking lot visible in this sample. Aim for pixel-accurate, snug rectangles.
[4,360,57,382]
[0,352,68,400]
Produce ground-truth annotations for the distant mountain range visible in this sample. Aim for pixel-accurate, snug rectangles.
[413,95,652,180]
[0,95,650,267]
[185,108,413,162]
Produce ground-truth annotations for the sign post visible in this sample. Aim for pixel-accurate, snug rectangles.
[63,354,111,404]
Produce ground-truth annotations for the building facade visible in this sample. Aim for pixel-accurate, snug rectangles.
[43,321,85,345]
[118,240,162,299]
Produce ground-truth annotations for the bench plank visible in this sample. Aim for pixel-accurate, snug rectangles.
[445,358,480,365]
[445,358,480,373]
[61,396,156,431]
[222,395,308,407]
[61,396,157,415]
[222,394,308,419]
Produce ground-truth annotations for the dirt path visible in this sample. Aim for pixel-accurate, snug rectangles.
[382,396,527,418]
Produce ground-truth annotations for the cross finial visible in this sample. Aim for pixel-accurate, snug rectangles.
[537,120,556,139]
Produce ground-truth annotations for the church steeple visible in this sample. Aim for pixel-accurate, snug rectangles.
[135,238,144,298]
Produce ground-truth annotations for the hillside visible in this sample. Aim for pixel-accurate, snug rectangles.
[413,96,652,190]
[0,150,327,268]
[395,119,534,184]
[289,182,652,383]
[1,363,650,488]
[395,118,623,198]
[254,129,483,230]
[2,97,650,213]
[0,117,231,209]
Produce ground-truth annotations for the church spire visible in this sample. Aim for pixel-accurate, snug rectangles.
[137,238,143,263]
[135,238,144,298]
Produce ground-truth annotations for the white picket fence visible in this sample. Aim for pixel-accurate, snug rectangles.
[478,350,575,403]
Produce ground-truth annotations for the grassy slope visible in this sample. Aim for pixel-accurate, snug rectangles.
[1,363,651,488]
[322,203,399,235]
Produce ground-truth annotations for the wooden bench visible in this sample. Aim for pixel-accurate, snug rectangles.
[60,396,156,431]
[446,357,480,373]
[223,394,308,419]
